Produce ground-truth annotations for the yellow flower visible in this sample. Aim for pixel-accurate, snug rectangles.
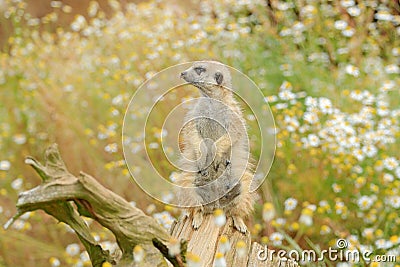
[320,225,331,235]
[375,229,383,238]
[218,235,230,254]
[186,252,201,267]
[133,245,145,263]
[262,202,275,222]
[213,209,226,227]
[291,222,300,231]
[236,240,247,258]
[390,235,399,244]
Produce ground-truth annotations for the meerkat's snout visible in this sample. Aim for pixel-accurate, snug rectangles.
[180,71,187,79]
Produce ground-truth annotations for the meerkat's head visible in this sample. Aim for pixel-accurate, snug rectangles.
[180,61,233,98]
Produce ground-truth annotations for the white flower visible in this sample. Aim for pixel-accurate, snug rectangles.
[12,134,27,145]
[275,103,288,110]
[278,90,296,100]
[88,1,99,17]
[362,228,374,238]
[50,1,62,8]
[279,28,292,37]
[187,252,201,267]
[49,257,60,267]
[279,81,293,91]
[392,47,400,56]
[342,27,355,37]
[270,232,284,246]
[71,15,87,31]
[340,0,355,7]
[350,90,364,101]
[384,157,399,170]
[213,252,227,267]
[262,203,275,222]
[0,160,11,171]
[362,145,377,158]
[305,96,318,107]
[133,245,145,263]
[384,64,400,74]
[375,239,392,249]
[148,142,159,149]
[213,209,226,227]
[112,94,124,106]
[395,167,400,179]
[357,196,374,210]
[153,211,175,230]
[347,6,361,17]
[284,116,299,132]
[299,213,313,226]
[218,235,231,254]
[292,22,305,32]
[352,165,363,174]
[337,47,349,55]
[275,218,286,227]
[334,20,348,30]
[319,97,333,114]
[383,173,394,183]
[284,198,298,211]
[301,5,316,18]
[276,2,293,11]
[80,251,90,262]
[379,80,395,92]
[352,148,365,161]
[303,111,319,124]
[11,178,23,190]
[386,196,400,209]
[375,10,393,21]
[66,243,80,256]
[308,134,320,147]
[168,238,181,257]
[264,95,278,103]
[345,65,360,76]
[332,183,342,193]
[236,241,247,258]
[104,143,118,153]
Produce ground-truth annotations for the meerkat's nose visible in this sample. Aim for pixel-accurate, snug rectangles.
[180,71,187,79]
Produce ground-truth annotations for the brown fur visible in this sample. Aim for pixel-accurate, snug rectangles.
[175,61,255,233]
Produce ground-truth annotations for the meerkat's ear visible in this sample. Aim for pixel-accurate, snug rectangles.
[214,71,223,85]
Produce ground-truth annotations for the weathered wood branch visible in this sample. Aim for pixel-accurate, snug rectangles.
[5,144,170,267]
[5,144,297,267]
[171,216,298,267]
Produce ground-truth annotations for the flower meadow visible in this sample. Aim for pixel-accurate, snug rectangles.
[0,0,399,266]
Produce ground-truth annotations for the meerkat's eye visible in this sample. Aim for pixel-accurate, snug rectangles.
[194,67,206,75]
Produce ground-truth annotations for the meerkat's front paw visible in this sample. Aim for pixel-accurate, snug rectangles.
[181,210,190,220]
[232,216,247,234]
[192,211,204,230]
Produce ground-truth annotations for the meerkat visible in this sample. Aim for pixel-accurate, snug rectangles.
[175,60,255,233]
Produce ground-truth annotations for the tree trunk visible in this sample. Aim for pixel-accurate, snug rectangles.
[5,144,297,267]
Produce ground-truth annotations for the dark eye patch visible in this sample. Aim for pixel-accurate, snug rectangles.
[194,67,206,75]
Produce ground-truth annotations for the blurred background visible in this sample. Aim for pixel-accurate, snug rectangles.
[0,0,399,266]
